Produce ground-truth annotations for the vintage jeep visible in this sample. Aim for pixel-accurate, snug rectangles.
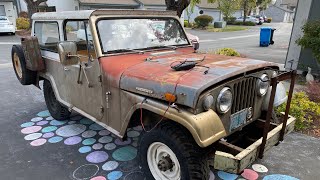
[11,10,296,179]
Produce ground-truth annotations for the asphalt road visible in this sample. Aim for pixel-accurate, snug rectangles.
[0,32,319,180]
[186,23,292,64]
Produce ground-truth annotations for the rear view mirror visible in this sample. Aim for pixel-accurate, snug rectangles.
[58,42,79,66]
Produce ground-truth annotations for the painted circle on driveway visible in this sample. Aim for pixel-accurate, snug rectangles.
[42,132,55,138]
[30,138,47,146]
[21,122,35,128]
[98,130,110,136]
[73,164,99,180]
[107,171,123,180]
[31,117,43,122]
[263,174,299,180]
[104,143,117,151]
[92,143,103,150]
[98,136,113,144]
[114,138,131,146]
[252,164,268,173]
[36,121,49,126]
[37,110,50,117]
[64,136,82,145]
[21,126,42,134]
[50,120,67,126]
[112,146,137,161]
[217,171,238,180]
[24,133,43,141]
[83,138,96,145]
[89,123,104,131]
[102,161,119,171]
[241,169,259,180]
[86,151,109,163]
[56,124,87,137]
[42,126,58,133]
[82,130,97,138]
[79,146,92,153]
[48,136,63,143]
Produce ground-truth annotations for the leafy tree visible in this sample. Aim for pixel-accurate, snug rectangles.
[240,0,256,23]
[24,0,47,23]
[297,20,320,63]
[186,0,196,26]
[217,0,241,21]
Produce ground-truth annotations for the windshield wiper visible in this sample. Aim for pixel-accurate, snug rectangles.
[112,48,144,54]
[147,45,177,50]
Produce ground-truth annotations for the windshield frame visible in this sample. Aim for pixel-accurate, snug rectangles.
[95,16,191,55]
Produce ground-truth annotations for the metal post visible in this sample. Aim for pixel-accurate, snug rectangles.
[259,77,278,159]
[279,71,296,141]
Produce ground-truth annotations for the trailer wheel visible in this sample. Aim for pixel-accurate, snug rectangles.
[11,45,37,85]
[138,122,210,180]
[43,80,71,120]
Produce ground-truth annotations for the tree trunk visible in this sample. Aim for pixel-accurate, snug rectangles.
[165,0,190,18]
[243,0,248,23]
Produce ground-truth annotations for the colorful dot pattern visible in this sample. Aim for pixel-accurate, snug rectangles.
[20,111,300,180]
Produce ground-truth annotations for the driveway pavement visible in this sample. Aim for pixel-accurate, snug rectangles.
[0,33,319,180]
[186,23,293,64]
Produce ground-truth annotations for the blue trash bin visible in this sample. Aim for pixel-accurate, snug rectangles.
[260,27,272,47]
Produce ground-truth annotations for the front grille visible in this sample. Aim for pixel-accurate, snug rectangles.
[231,77,256,114]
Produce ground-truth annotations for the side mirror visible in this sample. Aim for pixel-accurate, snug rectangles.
[192,41,200,51]
[186,33,200,51]
[58,42,79,66]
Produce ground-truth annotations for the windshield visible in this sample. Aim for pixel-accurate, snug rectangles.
[97,18,189,53]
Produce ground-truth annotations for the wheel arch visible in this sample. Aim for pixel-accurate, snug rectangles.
[119,92,227,148]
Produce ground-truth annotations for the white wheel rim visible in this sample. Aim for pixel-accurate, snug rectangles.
[147,142,181,180]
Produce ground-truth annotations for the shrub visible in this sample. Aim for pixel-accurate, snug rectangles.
[215,48,240,57]
[305,82,320,103]
[224,17,236,24]
[243,21,256,26]
[266,18,272,23]
[277,92,320,130]
[184,20,188,27]
[227,21,256,26]
[16,17,30,30]
[195,15,213,28]
[296,20,320,63]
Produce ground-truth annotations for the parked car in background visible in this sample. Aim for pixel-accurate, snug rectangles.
[235,16,260,25]
[262,15,268,22]
[0,16,15,35]
[255,15,265,25]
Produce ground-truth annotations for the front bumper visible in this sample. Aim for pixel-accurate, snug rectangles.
[0,26,15,33]
[212,114,296,174]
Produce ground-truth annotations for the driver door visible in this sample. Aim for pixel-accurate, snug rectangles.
[62,20,104,120]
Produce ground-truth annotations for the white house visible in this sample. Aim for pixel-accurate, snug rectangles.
[0,0,17,26]
[184,1,243,23]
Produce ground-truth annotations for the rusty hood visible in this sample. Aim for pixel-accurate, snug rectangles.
[99,48,277,108]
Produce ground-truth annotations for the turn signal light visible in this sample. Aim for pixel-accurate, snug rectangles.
[164,93,177,102]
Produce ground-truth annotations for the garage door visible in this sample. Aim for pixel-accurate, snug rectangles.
[0,5,5,16]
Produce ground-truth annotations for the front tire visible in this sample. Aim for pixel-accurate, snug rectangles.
[138,122,210,180]
[43,80,71,120]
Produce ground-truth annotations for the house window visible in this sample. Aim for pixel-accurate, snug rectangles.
[0,5,6,16]
[34,22,60,52]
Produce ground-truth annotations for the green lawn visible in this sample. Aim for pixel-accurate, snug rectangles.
[207,25,248,32]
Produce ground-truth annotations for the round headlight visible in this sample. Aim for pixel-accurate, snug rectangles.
[203,95,214,111]
[257,74,269,96]
[216,87,233,114]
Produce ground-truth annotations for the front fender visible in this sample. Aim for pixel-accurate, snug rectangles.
[121,91,227,148]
